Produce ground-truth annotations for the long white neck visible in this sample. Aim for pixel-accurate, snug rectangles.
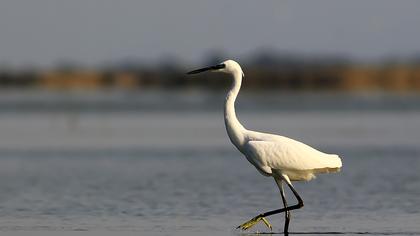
[224,70,246,149]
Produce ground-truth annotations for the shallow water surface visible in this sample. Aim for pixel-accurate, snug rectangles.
[1,149,420,235]
[0,92,419,235]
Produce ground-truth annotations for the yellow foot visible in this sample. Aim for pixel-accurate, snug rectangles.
[237,214,272,231]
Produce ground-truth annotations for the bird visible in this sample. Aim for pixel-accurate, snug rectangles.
[187,60,342,235]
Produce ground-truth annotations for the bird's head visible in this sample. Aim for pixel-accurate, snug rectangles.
[187,59,244,77]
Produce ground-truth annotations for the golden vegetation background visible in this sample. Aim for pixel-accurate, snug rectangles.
[2,53,420,91]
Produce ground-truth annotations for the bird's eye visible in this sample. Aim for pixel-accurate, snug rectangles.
[212,64,225,70]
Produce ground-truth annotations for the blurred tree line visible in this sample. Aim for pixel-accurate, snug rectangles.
[1,52,420,91]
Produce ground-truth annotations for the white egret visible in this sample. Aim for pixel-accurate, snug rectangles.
[187,60,342,234]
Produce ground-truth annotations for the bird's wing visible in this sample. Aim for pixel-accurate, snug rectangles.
[245,139,342,172]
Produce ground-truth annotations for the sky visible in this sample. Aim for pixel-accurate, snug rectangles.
[1,0,420,67]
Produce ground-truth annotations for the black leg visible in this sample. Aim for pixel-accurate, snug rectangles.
[261,180,304,218]
[279,180,290,235]
[236,176,304,232]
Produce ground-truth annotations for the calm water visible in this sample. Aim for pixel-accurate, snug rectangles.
[0,91,419,235]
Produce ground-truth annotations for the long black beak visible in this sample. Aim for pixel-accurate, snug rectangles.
[187,64,225,74]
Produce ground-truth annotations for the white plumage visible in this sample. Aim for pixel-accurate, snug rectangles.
[216,60,342,182]
[187,59,342,233]
[244,137,341,181]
